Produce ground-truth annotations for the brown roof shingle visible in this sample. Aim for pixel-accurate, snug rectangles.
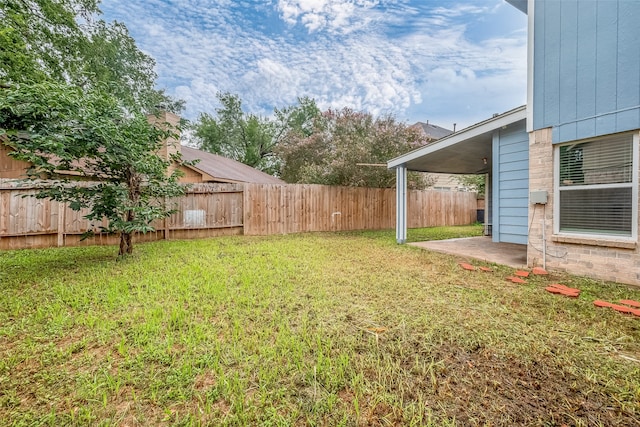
[180,146,285,184]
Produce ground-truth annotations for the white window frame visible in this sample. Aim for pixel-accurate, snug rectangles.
[553,132,639,241]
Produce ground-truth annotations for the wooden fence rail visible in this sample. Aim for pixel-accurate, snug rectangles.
[0,180,478,250]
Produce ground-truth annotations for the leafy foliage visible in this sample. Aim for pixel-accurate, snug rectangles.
[455,174,486,196]
[0,0,95,83]
[192,94,322,176]
[192,95,430,188]
[76,20,184,112]
[272,96,321,141]
[0,81,188,255]
[0,0,187,255]
[0,0,181,112]
[277,108,431,188]
[193,93,277,174]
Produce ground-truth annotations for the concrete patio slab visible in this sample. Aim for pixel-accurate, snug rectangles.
[409,236,527,269]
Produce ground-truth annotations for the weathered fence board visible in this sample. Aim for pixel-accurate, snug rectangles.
[167,183,244,232]
[243,184,476,235]
[1,179,477,250]
[406,189,478,228]
[0,181,245,250]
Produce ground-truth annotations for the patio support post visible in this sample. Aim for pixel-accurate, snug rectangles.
[396,165,407,244]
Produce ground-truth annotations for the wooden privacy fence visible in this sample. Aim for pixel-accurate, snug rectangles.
[0,180,478,250]
[243,184,478,235]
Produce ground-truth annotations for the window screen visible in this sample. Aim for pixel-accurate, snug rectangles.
[557,133,635,236]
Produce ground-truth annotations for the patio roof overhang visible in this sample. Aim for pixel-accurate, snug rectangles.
[388,105,527,175]
[505,0,528,14]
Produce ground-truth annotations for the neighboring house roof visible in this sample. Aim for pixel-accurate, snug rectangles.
[181,146,285,185]
[1,110,284,184]
[410,122,453,141]
[389,106,527,174]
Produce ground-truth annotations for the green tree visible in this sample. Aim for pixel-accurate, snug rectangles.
[0,0,180,112]
[455,175,486,196]
[0,81,188,256]
[273,96,321,141]
[192,95,322,176]
[0,0,95,83]
[193,92,278,174]
[276,108,431,189]
[77,20,183,112]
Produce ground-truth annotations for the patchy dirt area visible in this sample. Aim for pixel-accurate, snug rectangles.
[348,341,639,426]
[427,344,636,426]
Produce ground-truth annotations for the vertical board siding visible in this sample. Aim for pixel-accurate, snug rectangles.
[493,121,529,245]
[617,1,640,112]
[534,0,640,142]
[594,2,619,117]
[575,1,598,140]
[532,0,546,130]
[542,0,561,128]
[559,0,578,127]
[1,180,477,249]
[0,144,32,179]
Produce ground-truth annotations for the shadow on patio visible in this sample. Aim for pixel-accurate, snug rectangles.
[409,236,528,269]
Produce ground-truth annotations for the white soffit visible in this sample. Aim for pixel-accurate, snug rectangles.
[388,106,527,170]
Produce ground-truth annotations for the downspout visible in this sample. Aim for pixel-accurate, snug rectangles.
[542,205,546,270]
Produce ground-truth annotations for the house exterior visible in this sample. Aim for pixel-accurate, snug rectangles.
[0,141,31,179]
[389,0,640,286]
[0,111,285,185]
[390,106,529,243]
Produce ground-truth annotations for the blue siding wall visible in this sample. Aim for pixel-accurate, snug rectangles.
[533,0,640,143]
[492,120,529,245]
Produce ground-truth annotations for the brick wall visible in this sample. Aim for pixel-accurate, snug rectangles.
[527,129,640,286]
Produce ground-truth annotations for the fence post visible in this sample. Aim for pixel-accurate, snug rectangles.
[163,196,169,240]
[242,183,248,235]
[57,201,65,247]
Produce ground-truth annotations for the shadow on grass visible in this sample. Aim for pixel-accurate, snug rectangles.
[0,245,122,288]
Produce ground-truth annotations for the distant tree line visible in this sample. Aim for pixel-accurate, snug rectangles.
[191,92,434,189]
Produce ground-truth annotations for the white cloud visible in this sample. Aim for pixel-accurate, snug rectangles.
[431,4,492,18]
[277,0,380,34]
[98,0,527,128]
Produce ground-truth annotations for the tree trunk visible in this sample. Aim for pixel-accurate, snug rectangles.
[119,232,133,256]
[119,168,141,256]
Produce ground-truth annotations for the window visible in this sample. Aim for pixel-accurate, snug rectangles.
[555,133,638,238]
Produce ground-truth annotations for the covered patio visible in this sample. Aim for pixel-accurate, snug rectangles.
[388,106,530,268]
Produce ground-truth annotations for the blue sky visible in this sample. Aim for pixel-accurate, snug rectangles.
[99,0,528,130]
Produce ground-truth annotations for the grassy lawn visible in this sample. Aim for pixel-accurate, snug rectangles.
[1,225,639,426]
